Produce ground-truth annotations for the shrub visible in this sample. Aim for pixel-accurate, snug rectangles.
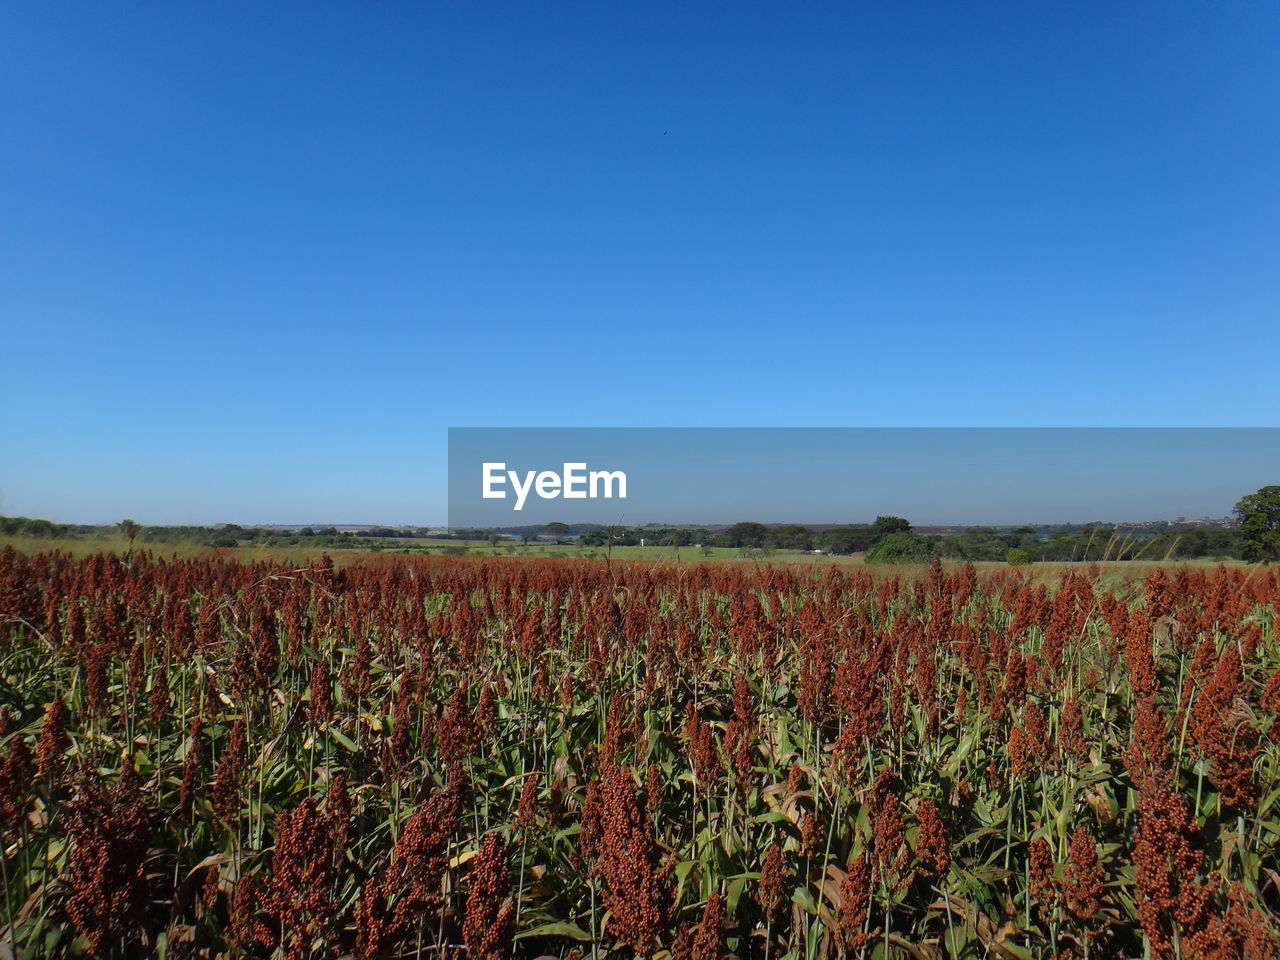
[864,532,935,564]
[1007,548,1031,566]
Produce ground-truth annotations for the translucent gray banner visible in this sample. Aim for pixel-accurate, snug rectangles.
[447,427,1279,529]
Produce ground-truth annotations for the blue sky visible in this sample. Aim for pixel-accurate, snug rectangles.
[1,3,1277,524]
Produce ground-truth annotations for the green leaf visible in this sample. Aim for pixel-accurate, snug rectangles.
[328,727,358,752]
[753,811,794,825]
[516,921,593,941]
[792,884,818,914]
[996,940,1036,960]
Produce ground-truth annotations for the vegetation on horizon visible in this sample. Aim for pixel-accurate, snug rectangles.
[0,501,1261,565]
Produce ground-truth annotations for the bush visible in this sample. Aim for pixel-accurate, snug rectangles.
[1007,548,1031,566]
[865,532,936,564]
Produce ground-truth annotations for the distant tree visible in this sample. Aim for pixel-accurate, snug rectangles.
[1148,529,1211,560]
[488,534,501,547]
[769,524,813,551]
[545,522,570,540]
[865,532,935,564]
[815,527,877,555]
[722,522,769,548]
[1235,485,1280,563]
[937,527,1015,562]
[521,530,539,545]
[26,518,55,539]
[872,516,912,537]
[1006,548,1031,567]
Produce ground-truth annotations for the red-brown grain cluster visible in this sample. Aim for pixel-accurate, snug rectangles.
[0,547,1276,958]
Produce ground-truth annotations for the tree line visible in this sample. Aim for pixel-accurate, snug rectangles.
[4,484,1278,562]
[0,517,436,551]
[571,506,1272,563]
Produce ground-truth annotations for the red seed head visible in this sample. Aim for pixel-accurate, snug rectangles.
[463,833,516,960]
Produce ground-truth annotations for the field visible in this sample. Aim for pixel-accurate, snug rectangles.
[0,536,764,566]
[0,533,1250,575]
[0,549,1278,959]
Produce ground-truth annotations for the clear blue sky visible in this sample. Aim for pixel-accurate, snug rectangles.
[2,3,1277,524]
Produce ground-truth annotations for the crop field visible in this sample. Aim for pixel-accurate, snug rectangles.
[0,549,1278,959]
[0,536,774,566]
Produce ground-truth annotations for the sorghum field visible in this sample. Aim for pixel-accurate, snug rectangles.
[1,549,1278,959]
